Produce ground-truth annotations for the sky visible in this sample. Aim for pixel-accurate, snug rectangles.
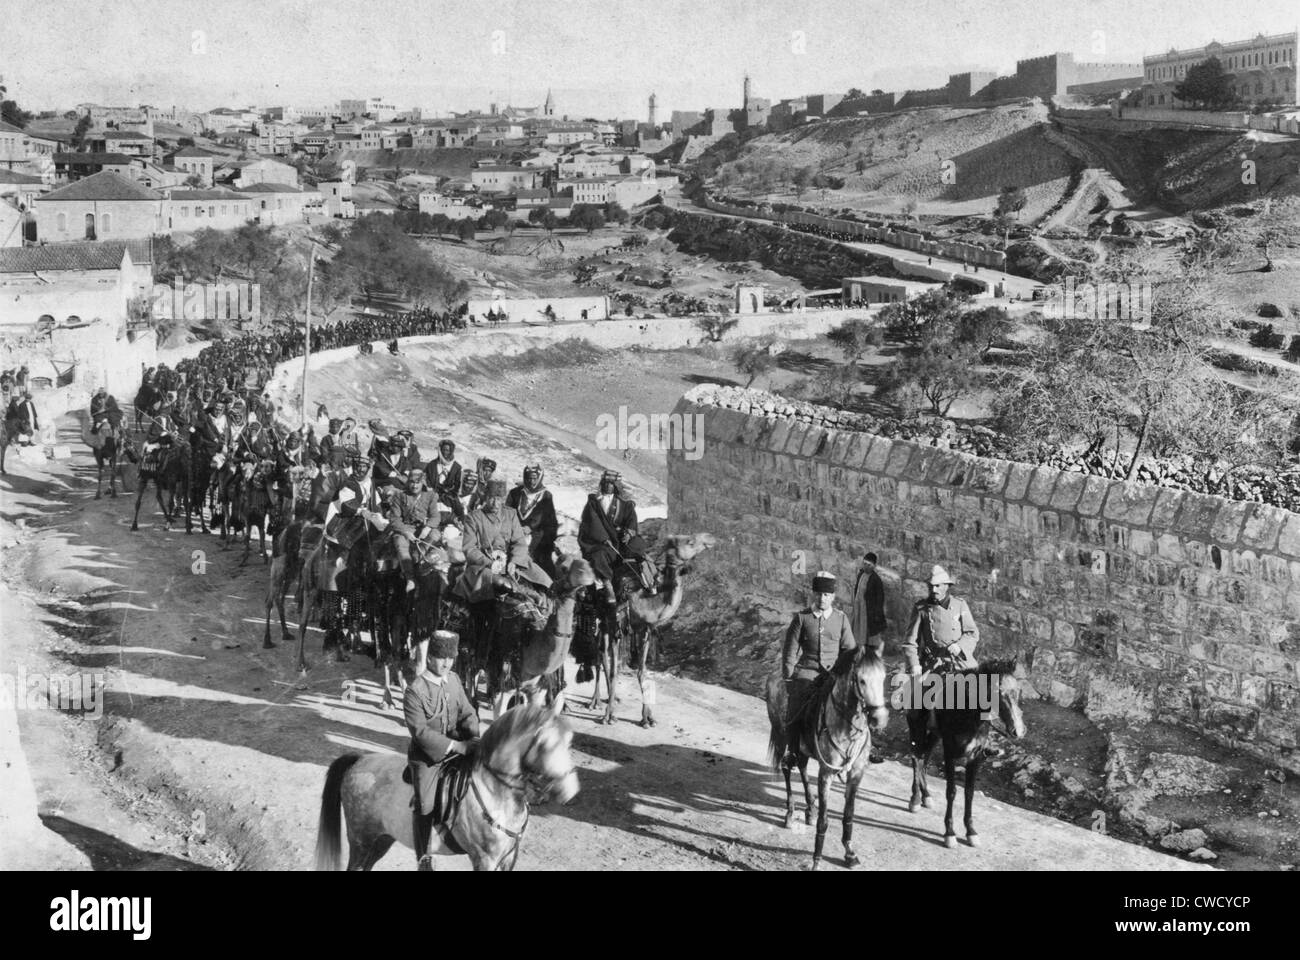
[3,0,1297,121]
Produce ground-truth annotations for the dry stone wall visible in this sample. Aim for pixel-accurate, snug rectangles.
[667,385,1300,773]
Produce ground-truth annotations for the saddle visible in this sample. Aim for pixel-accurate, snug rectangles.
[404,753,474,856]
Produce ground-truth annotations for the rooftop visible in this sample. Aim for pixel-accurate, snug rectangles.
[40,171,163,202]
[237,182,304,193]
[168,188,250,200]
[97,130,154,140]
[0,170,45,185]
[53,152,134,165]
[0,238,153,273]
[171,145,216,158]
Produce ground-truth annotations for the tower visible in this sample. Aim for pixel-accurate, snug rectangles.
[648,92,657,127]
[743,74,751,110]
[544,89,555,117]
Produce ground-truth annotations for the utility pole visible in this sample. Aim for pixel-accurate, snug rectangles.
[301,241,317,431]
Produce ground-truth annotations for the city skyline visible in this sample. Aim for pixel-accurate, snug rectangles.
[3,0,1297,121]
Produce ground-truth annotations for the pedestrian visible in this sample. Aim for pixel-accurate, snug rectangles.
[850,552,887,655]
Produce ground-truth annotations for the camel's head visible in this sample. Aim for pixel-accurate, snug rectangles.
[554,553,597,594]
[665,532,717,573]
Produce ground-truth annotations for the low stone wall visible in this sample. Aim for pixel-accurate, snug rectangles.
[667,385,1300,774]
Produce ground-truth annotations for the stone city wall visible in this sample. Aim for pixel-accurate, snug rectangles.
[667,385,1300,773]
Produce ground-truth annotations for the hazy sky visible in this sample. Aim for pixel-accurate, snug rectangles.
[3,0,1296,120]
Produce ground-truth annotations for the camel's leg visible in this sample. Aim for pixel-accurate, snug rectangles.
[108,455,118,497]
[381,664,397,711]
[241,519,252,566]
[297,587,313,673]
[812,767,830,871]
[635,627,656,728]
[587,653,603,711]
[964,754,982,847]
[942,744,959,849]
[264,558,283,649]
[602,618,619,725]
[95,460,103,499]
[131,479,147,531]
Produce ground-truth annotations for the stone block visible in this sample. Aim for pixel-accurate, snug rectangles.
[1049,472,1085,512]
[1210,500,1252,546]
[1075,476,1111,517]
[1026,468,1059,507]
[800,427,830,458]
[1259,715,1298,750]
[966,458,1010,495]
[1129,529,1155,557]
[1216,643,1255,674]
[862,437,893,474]
[1003,462,1035,501]
[1155,534,1184,563]
[1276,513,1300,559]
[1240,504,1287,553]
[784,423,810,455]
[1102,483,1159,526]
[883,444,914,478]
[1203,700,1259,742]
[844,433,874,469]
[1202,665,1238,700]
[1149,489,1184,529]
[767,421,792,453]
[1174,494,1224,542]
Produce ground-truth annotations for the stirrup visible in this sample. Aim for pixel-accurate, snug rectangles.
[417,854,434,872]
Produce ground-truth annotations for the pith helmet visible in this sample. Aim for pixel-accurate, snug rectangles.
[928,564,955,586]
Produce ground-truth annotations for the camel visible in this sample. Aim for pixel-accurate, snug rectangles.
[80,409,134,499]
[130,439,193,534]
[584,532,716,727]
[490,552,596,720]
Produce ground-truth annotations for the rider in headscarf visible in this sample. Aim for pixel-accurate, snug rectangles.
[424,439,464,523]
[578,469,650,603]
[505,464,558,579]
[464,456,498,514]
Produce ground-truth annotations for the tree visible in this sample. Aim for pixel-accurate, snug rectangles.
[826,317,883,365]
[571,204,606,234]
[538,210,559,234]
[1173,56,1236,110]
[879,288,969,345]
[429,213,451,236]
[1,99,32,128]
[456,218,477,241]
[954,305,1014,359]
[70,114,93,149]
[731,336,778,388]
[995,185,1027,219]
[481,208,509,232]
[792,165,814,199]
[604,201,629,225]
[883,342,979,416]
[184,172,207,188]
[846,88,866,100]
[694,314,739,342]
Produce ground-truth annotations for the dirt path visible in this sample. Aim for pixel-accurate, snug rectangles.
[0,401,1209,872]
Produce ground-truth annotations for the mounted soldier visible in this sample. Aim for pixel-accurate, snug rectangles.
[781,571,857,731]
[464,457,499,515]
[901,565,979,678]
[370,422,419,495]
[505,464,558,580]
[424,439,464,524]
[456,478,551,604]
[89,386,120,436]
[318,418,345,469]
[578,469,652,604]
[404,629,480,871]
[385,466,441,593]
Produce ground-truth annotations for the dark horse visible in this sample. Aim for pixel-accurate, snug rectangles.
[765,645,889,870]
[131,439,193,533]
[84,411,134,499]
[905,659,1026,849]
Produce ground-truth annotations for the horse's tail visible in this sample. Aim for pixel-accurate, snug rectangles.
[764,672,788,773]
[315,753,361,870]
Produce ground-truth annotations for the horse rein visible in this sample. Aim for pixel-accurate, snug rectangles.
[471,730,576,870]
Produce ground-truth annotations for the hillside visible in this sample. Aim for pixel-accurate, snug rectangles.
[320,146,505,179]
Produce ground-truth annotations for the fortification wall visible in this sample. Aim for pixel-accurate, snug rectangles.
[667,385,1300,774]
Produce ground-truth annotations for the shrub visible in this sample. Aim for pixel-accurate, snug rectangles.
[1249,324,1285,349]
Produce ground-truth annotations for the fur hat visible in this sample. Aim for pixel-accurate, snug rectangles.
[430,630,459,660]
[812,570,836,594]
[485,478,507,497]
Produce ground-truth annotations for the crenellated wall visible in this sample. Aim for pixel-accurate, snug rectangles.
[667,386,1300,773]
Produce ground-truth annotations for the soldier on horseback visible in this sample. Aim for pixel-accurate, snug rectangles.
[578,470,652,604]
[386,466,441,593]
[781,571,857,730]
[405,629,480,871]
[900,565,979,678]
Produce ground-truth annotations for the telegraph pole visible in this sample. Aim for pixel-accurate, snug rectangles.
[301,241,317,431]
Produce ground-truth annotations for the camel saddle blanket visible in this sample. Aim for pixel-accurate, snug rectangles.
[325,514,368,552]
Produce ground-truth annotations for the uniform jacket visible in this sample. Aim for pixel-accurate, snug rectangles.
[782,608,857,682]
[901,595,979,673]
[385,488,440,537]
[457,506,535,602]
[405,671,479,768]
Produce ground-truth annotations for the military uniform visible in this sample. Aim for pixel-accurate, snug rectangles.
[458,501,549,603]
[386,486,441,579]
[782,605,856,722]
[405,659,479,866]
[901,595,979,674]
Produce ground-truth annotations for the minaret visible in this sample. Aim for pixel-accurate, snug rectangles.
[648,92,657,128]
[743,74,751,110]
[544,89,555,117]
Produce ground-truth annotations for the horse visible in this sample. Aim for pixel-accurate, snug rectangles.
[314,703,578,871]
[905,659,1026,849]
[264,517,312,651]
[293,516,383,673]
[130,438,193,533]
[577,533,715,727]
[765,645,890,870]
[488,553,596,719]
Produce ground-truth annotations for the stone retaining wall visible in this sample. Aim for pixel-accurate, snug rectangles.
[667,385,1300,773]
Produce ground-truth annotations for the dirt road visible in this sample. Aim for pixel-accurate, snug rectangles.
[0,412,1205,871]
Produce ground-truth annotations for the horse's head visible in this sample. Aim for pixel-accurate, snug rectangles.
[985,658,1026,740]
[849,644,890,733]
[486,704,579,805]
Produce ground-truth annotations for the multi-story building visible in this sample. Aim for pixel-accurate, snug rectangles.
[1139,31,1297,106]
[164,189,254,233]
[34,171,165,241]
[254,122,297,155]
[87,130,155,157]
[169,146,216,185]
[318,180,355,218]
[470,165,541,193]
[418,193,491,220]
[339,98,397,122]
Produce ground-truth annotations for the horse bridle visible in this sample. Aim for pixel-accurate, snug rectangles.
[469,726,575,871]
[812,662,874,775]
